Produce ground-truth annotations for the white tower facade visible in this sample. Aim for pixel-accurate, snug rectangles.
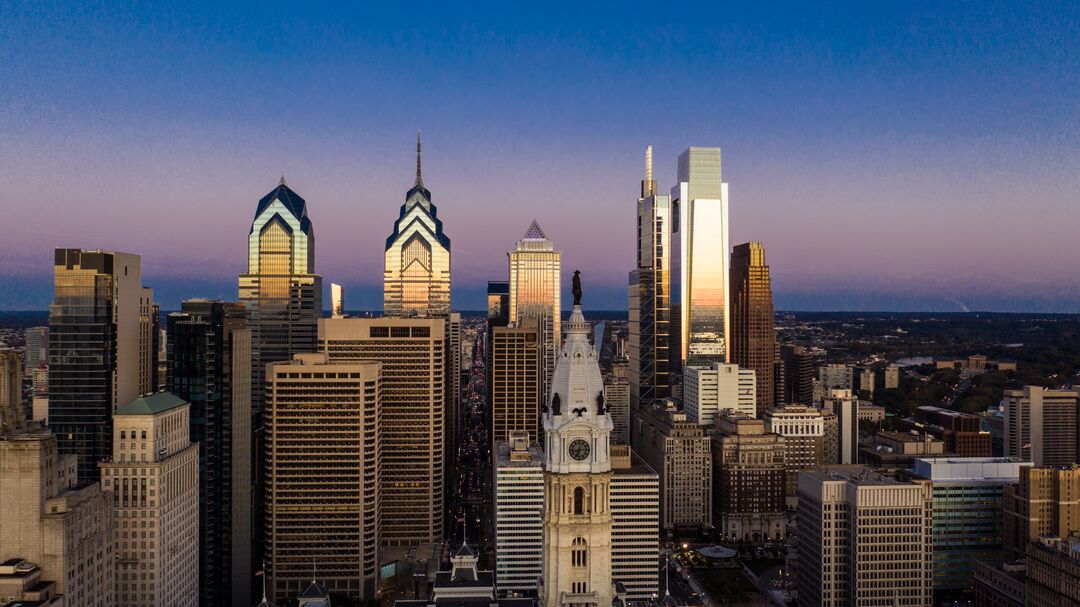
[541,302,618,607]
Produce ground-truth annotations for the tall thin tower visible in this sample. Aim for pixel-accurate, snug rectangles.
[508,220,561,401]
[628,146,672,424]
[384,131,452,317]
[730,242,776,416]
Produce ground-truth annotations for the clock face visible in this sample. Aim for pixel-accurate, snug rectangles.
[568,439,591,461]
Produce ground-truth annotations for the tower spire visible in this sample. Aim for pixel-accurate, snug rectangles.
[641,145,656,198]
[415,129,423,187]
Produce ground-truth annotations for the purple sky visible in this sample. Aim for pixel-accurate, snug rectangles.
[2,2,1079,311]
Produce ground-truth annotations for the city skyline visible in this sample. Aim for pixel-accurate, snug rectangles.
[3,3,1080,312]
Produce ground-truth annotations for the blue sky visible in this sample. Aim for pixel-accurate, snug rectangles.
[2,1,1078,311]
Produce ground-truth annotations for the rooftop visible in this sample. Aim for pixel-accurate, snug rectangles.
[802,466,900,486]
[116,392,187,416]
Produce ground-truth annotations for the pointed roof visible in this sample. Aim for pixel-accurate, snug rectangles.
[117,392,187,416]
[256,181,308,222]
[523,220,547,240]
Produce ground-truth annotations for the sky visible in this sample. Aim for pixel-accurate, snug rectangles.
[1,1,1079,312]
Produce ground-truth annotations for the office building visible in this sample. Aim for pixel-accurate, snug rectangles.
[906,405,992,457]
[238,179,322,417]
[24,326,48,374]
[491,324,542,447]
[729,242,776,416]
[0,428,114,607]
[100,393,199,607]
[609,444,660,601]
[331,283,345,318]
[488,281,511,325]
[166,299,254,607]
[884,364,900,390]
[818,364,853,392]
[493,432,544,596]
[1002,464,1080,560]
[264,353,381,602]
[320,317,446,545]
[539,302,619,607]
[49,248,157,481]
[384,132,451,318]
[1026,535,1080,606]
[447,312,463,480]
[1003,386,1078,466]
[508,220,560,398]
[822,389,859,465]
[603,377,630,444]
[859,431,944,475]
[764,404,826,508]
[670,146,730,368]
[973,560,1026,607]
[709,415,787,541]
[628,146,673,420]
[853,366,875,396]
[632,403,712,535]
[0,349,23,433]
[908,458,1030,597]
[683,363,756,425]
[796,467,933,607]
[779,345,814,405]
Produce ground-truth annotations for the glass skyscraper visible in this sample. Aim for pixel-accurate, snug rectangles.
[508,220,560,400]
[384,132,451,317]
[730,241,776,416]
[670,146,730,371]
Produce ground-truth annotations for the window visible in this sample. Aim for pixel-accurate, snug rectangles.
[572,537,588,567]
[573,487,585,515]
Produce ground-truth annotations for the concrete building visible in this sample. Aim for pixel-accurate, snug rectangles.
[490,324,543,447]
[859,431,945,475]
[603,377,630,444]
[817,364,853,392]
[1003,386,1078,466]
[24,326,48,373]
[709,415,787,541]
[1026,535,1080,606]
[0,428,114,607]
[609,444,660,601]
[0,349,23,433]
[0,559,63,605]
[383,133,451,318]
[906,405,992,457]
[49,248,157,481]
[493,433,545,596]
[729,242,776,416]
[320,317,446,546]
[165,300,254,606]
[100,393,199,607]
[1002,464,1080,560]
[264,353,381,602]
[973,560,1026,607]
[683,363,756,425]
[764,404,826,509]
[908,458,1031,598]
[821,389,859,465]
[628,146,674,437]
[883,364,900,390]
[632,403,712,535]
[857,403,885,424]
[853,366,875,396]
[796,467,933,607]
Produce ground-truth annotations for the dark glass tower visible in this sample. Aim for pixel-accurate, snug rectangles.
[167,300,253,607]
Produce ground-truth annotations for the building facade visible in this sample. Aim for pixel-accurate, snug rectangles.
[508,220,560,400]
[166,299,254,607]
[24,326,48,373]
[779,345,814,406]
[764,404,826,509]
[320,317,446,545]
[729,242,776,416]
[494,432,545,596]
[49,248,157,481]
[670,147,730,369]
[609,444,660,601]
[603,378,630,445]
[821,389,859,465]
[709,415,787,541]
[264,354,381,602]
[0,428,114,607]
[1002,464,1080,560]
[907,405,992,457]
[1002,386,1078,466]
[1026,536,1080,606]
[796,467,933,607]
[384,133,451,318]
[683,363,756,425]
[490,325,543,447]
[100,393,199,607]
[0,349,23,433]
[631,403,712,535]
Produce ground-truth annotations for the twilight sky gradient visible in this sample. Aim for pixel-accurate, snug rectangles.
[2,2,1079,312]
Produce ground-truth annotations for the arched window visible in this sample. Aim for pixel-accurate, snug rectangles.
[573,487,585,515]
[572,537,588,568]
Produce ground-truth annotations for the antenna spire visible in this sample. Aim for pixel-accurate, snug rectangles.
[415,129,423,187]
[260,561,268,602]
[279,174,287,187]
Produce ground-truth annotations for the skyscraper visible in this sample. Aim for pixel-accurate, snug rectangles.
[264,353,381,602]
[166,299,253,607]
[1002,386,1078,466]
[490,324,543,447]
[100,393,200,607]
[709,415,787,542]
[493,432,545,596]
[670,147,730,370]
[508,220,561,398]
[384,132,451,318]
[729,242,776,416]
[238,179,322,418]
[764,404,826,509]
[331,283,345,318]
[628,146,673,420]
[822,389,859,465]
[320,317,446,545]
[1002,464,1080,560]
[24,326,48,372]
[780,344,815,405]
[0,348,23,433]
[683,363,757,425]
[49,248,156,481]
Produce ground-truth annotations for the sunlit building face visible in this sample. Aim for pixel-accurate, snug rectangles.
[508,220,560,396]
[670,147,730,367]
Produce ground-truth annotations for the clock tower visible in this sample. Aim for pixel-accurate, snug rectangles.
[540,295,617,607]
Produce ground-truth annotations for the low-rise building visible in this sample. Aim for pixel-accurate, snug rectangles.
[859,431,945,475]
[906,406,992,457]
